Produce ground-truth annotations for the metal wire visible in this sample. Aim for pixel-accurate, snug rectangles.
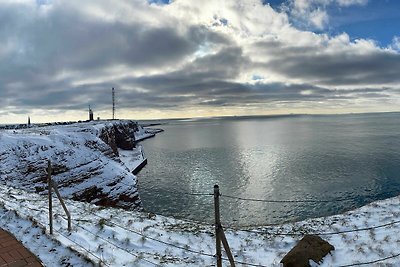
[73,223,162,267]
[54,229,110,266]
[339,252,400,266]
[88,212,216,258]
[229,218,400,236]
[221,194,358,203]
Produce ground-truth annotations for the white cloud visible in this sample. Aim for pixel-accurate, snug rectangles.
[309,8,329,29]
[337,0,368,7]
[391,36,400,51]
[288,0,368,30]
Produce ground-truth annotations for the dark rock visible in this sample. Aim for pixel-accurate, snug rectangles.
[147,212,156,219]
[99,122,140,154]
[281,235,335,267]
[99,126,119,156]
[114,126,135,150]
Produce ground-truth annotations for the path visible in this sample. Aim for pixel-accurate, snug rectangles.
[0,229,42,267]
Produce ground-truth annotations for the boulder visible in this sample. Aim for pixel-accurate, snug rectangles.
[280,235,334,267]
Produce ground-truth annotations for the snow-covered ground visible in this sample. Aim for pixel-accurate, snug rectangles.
[1,184,400,266]
[119,145,146,171]
[134,126,163,142]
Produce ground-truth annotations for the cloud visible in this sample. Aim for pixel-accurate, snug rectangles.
[286,0,368,29]
[0,0,399,122]
[391,36,400,51]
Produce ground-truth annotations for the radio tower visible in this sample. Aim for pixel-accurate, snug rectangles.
[112,87,115,120]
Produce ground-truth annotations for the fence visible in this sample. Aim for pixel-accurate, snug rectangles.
[36,162,400,266]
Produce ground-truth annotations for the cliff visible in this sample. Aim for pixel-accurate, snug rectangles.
[0,120,154,210]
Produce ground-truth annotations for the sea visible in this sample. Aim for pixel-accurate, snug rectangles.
[137,112,400,226]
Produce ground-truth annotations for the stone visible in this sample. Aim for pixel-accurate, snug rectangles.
[280,235,335,267]
[114,126,135,150]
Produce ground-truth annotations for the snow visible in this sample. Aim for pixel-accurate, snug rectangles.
[119,145,146,171]
[1,183,400,266]
[0,120,144,210]
[134,126,163,142]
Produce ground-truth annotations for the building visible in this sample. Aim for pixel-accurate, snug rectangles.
[89,106,94,121]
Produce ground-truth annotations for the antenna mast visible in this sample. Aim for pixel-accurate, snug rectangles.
[112,87,115,120]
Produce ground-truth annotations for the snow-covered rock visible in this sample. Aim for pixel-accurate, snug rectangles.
[0,120,153,210]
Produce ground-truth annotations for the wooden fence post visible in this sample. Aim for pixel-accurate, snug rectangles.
[214,185,236,267]
[214,185,222,267]
[47,160,53,235]
[220,229,235,266]
[47,160,71,233]
[52,181,72,232]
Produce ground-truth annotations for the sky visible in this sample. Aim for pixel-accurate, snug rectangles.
[1,0,400,123]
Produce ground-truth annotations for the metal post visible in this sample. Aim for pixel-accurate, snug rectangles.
[47,160,53,235]
[214,185,222,267]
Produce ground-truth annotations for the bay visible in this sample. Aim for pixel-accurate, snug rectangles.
[137,113,400,226]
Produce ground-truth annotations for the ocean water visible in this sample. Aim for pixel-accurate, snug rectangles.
[137,113,400,226]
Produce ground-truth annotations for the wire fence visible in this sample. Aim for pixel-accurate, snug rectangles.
[55,229,111,267]
[183,189,400,266]
[87,212,275,267]
[59,209,269,267]
[226,218,400,236]
[338,252,400,267]
[88,211,217,258]
[2,184,400,266]
[72,223,163,267]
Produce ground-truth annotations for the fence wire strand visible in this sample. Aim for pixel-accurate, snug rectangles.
[339,252,400,266]
[222,194,358,203]
[54,229,110,266]
[73,223,163,267]
[228,218,400,237]
[88,212,217,258]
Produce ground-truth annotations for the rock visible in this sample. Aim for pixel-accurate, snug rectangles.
[280,235,335,267]
[0,120,143,211]
[147,212,156,219]
[114,126,135,150]
[99,126,119,156]
[99,122,140,154]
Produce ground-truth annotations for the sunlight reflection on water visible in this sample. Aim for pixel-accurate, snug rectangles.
[137,113,400,226]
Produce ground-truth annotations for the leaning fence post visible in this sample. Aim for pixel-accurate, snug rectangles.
[220,228,235,266]
[214,185,222,267]
[52,181,72,232]
[47,160,53,235]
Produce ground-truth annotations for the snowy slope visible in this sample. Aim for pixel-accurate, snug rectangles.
[1,184,400,266]
[134,126,163,142]
[0,121,144,210]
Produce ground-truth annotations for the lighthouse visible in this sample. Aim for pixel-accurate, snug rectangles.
[88,106,94,121]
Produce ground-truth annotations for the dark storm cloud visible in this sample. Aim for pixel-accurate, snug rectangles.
[128,46,247,93]
[0,1,230,112]
[112,70,391,109]
[0,8,198,76]
[253,39,400,86]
